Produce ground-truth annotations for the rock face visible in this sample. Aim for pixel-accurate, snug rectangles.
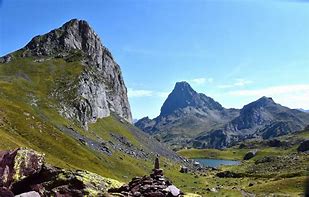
[0,148,44,188]
[11,19,132,127]
[0,148,122,196]
[136,82,309,149]
[160,81,224,116]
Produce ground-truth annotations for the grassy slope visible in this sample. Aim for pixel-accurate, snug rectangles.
[177,132,309,196]
[0,55,206,195]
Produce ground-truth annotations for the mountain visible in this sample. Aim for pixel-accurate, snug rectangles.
[135,82,239,148]
[160,81,224,116]
[297,108,309,113]
[1,19,132,128]
[135,82,309,149]
[195,96,309,148]
[0,19,183,182]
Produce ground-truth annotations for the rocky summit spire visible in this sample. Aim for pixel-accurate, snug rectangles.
[19,19,133,126]
[160,81,223,116]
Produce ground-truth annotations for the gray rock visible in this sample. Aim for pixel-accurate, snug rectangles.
[244,150,258,160]
[136,83,309,149]
[180,166,188,173]
[167,185,180,196]
[297,140,309,152]
[20,19,132,127]
[15,191,41,197]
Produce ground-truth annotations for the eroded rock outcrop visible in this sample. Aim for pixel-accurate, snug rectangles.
[0,148,122,196]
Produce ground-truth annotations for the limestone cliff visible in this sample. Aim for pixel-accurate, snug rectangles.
[4,19,132,127]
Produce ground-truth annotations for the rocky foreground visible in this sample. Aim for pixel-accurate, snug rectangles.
[0,148,123,196]
[109,158,182,196]
[0,148,185,197]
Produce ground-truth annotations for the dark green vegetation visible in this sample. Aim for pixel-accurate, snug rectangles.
[178,129,309,196]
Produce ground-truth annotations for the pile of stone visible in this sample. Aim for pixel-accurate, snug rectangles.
[109,158,182,197]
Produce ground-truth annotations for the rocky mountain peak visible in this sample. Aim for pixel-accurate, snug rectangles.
[174,81,195,93]
[23,19,110,68]
[15,19,133,126]
[256,96,275,105]
[160,81,223,116]
[160,82,198,116]
[243,96,276,111]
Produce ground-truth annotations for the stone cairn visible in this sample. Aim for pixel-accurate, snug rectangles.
[108,157,182,196]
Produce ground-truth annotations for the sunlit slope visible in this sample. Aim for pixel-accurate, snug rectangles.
[0,54,177,182]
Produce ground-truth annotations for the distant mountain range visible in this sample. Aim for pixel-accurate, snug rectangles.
[135,81,309,149]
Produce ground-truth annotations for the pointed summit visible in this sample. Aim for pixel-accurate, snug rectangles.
[160,81,223,116]
[256,96,275,105]
[244,96,276,110]
[174,81,195,92]
[22,19,111,69]
[160,82,198,116]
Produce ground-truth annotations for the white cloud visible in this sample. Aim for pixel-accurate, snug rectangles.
[128,88,153,98]
[128,88,169,98]
[190,77,213,85]
[228,84,309,109]
[218,78,252,89]
[156,91,170,98]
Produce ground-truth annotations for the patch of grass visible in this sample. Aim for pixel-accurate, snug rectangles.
[247,176,307,196]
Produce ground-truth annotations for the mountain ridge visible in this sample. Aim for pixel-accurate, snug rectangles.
[136,81,309,149]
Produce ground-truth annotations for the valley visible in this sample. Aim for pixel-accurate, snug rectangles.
[0,18,308,197]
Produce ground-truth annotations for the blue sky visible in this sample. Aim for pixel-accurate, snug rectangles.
[1,0,309,119]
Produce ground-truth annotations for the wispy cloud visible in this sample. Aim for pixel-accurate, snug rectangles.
[190,77,213,85]
[218,78,252,89]
[128,88,153,98]
[128,88,169,98]
[229,84,309,96]
[228,84,309,109]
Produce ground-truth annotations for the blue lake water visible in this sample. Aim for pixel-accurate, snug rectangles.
[195,158,241,168]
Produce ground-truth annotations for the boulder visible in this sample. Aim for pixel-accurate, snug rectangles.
[243,150,258,160]
[180,166,188,173]
[15,191,41,197]
[166,185,180,196]
[193,161,201,167]
[0,148,44,188]
[216,171,242,178]
[297,140,309,152]
[0,148,122,196]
